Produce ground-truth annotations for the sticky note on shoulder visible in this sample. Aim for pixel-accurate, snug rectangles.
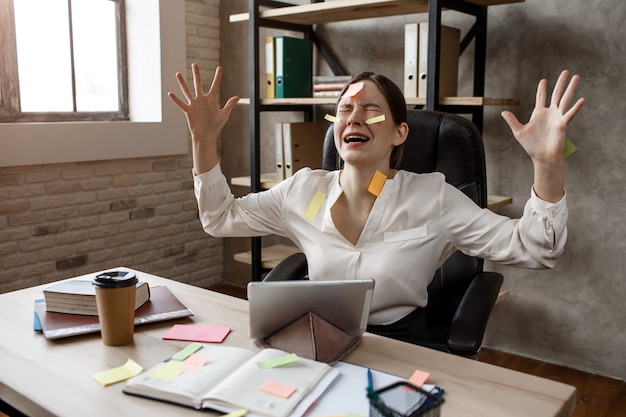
[368,170,387,197]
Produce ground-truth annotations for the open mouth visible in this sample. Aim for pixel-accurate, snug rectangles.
[344,135,369,143]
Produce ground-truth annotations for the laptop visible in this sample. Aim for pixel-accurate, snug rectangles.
[247,279,375,340]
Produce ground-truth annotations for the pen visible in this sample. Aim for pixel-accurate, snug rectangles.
[367,368,373,390]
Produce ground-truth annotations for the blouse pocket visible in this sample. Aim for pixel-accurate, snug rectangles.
[384,225,428,243]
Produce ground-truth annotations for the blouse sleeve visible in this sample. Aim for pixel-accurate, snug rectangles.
[439,180,568,269]
[193,164,291,238]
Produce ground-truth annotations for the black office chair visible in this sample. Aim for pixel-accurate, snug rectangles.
[264,109,503,358]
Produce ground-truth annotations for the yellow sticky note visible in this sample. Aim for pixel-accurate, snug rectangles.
[257,353,298,369]
[367,170,387,197]
[342,81,364,98]
[408,369,430,387]
[563,137,577,158]
[92,358,143,387]
[304,191,326,221]
[171,342,203,361]
[324,114,340,123]
[364,114,385,125]
[148,361,185,381]
[223,409,248,417]
[258,379,297,399]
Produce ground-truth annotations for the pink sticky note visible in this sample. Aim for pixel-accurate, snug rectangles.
[162,324,231,343]
[258,380,297,399]
[341,81,364,98]
[408,369,430,387]
[182,353,209,371]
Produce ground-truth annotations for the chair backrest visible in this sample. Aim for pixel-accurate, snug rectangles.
[322,109,488,347]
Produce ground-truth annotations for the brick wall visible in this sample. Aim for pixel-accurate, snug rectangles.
[0,0,223,293]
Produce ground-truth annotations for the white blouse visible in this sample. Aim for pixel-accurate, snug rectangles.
[194,164,567,325]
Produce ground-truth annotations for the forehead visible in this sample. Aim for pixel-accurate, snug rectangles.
[337,80,387,107]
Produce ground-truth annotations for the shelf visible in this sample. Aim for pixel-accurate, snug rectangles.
[230,0,524,25]
[233,244,302,270]
[233,173,512,210]
[238,97,519,106]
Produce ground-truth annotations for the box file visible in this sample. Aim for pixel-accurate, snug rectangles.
[275,36,313,98]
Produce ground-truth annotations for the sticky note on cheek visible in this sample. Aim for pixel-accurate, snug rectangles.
[368,170,387,197]
[305,191,326,221]
[324,114,340,123]
[365,114,385,125]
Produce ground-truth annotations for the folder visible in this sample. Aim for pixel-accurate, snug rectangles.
[282,121,328,177]
[417,23,460,98]
[265,36,275,99]
[404,23,419,97]
[275,36,313,98]
[275,122,285,181]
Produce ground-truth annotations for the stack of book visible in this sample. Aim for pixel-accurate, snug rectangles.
[43,279,151,316]
[313,75,352,98]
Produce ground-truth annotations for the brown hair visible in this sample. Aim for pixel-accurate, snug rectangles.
[337,72,407,168]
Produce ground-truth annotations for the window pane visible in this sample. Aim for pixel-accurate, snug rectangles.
[14,0,73,112]
[72,0,120,112]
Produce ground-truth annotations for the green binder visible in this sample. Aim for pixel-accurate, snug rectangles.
[275,36,312,98]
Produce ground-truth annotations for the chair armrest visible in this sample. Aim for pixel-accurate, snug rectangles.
[263,252,308,281]
[447,271,503,357]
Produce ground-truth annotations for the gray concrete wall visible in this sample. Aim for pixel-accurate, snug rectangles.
[220,0,626,378]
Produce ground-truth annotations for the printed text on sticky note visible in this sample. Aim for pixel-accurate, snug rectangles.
[305,191,326,221]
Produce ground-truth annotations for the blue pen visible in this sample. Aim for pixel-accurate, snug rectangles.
[367,368,373,390]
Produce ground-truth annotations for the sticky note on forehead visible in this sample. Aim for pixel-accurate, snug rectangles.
[342,81,364,98]
[368,170,387,197]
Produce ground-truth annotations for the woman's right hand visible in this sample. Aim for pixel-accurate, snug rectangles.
[168,63,239,174]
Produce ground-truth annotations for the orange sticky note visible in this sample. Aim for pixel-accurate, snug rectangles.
[258,379,297,399]
[408,369,430,387]
[342,81,364,98]
[367,170,387,197]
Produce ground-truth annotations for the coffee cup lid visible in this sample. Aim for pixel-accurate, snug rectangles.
[93,270,138,288]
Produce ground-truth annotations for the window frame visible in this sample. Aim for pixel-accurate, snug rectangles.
[0,0,129,123]
[0,0,188,168]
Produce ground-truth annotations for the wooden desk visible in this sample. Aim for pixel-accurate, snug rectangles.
[0,269,575,417]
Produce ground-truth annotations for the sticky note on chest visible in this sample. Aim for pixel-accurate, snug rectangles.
[305,191,327,221]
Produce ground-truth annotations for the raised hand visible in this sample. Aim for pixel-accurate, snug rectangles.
[501,70,586,202]
[169,64,239,174]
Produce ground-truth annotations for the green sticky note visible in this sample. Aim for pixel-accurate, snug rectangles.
[563,137,577,158]
[257,353,299,369]
[304,191,326,222]
[92,358,143,387]
[171,342,203,361]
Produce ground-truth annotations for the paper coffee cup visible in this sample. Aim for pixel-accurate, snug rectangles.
[93,270,138,346]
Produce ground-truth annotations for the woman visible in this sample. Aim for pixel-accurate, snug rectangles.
[169,64,585,344]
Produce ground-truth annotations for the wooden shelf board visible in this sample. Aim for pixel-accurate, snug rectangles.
[233,173,512,210]
[233,244,302,270]
[238,97,519,106]
[230,0,524,25]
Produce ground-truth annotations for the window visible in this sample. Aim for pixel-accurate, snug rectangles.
[0,0,188,167]
[0,0,128,122]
